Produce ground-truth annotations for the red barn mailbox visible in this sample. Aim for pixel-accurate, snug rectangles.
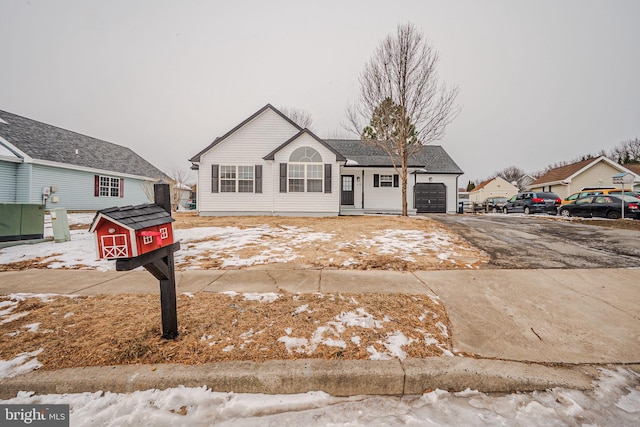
[89,183,180,339]
[89,204,175,259]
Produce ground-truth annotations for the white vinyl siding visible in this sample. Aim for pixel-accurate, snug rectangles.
[196,107,342,215]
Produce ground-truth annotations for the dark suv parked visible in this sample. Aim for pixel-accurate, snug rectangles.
[503,191,561,215]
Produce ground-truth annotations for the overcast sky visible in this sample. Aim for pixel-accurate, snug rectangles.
[1,0,639,183]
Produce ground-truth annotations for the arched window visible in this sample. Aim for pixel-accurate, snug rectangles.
[289,147,322,163]
[288,147,323,192]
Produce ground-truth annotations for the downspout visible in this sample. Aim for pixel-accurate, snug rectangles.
[361,170,365,209]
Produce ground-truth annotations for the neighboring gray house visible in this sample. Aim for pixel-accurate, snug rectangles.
[0,110,167,210]
[189,104,463,216]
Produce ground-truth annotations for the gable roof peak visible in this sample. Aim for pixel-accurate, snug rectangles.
[188,103,302,163]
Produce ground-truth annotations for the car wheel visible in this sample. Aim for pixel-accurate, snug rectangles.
[502,207,508,214]
[607,211,620,220]
[491,207,497,213]
[560,209,571,217]
[524,206,531,215]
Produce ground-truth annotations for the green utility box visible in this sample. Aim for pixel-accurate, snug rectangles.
[0,203,45,242]
[50,208,71,243]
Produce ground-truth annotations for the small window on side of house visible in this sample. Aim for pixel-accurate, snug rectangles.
[380,175,393,187]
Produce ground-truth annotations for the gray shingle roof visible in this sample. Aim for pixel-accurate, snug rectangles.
[325,139,463,174]
[93,204,174,230]
[0,110,167,179]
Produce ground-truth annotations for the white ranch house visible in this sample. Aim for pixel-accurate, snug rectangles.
[189,104,463,216]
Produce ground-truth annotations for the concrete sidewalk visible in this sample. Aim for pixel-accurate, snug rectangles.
[1,268,639,397]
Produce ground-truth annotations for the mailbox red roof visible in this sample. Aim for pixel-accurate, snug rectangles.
[90,204,174,232]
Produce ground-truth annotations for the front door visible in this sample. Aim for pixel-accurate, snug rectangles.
[341,175,354,205]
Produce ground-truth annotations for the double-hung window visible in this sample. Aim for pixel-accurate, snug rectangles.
[220,166,254,193]
[220,166,237,192]
[237,166,254,193]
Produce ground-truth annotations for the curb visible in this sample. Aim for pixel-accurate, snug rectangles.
[0,358,598,399]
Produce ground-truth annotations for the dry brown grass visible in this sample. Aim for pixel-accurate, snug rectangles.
[0,293,452,369]
[173,213,486,271]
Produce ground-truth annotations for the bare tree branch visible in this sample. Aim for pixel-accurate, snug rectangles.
[346,22,460,215]
[279,106,314,130]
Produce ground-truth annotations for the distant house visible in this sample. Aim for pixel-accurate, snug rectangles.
[622,164,640,191]
[0,110,167,210]
[528,156,640,199]
[189,104,463,216]
[468,176,518,203]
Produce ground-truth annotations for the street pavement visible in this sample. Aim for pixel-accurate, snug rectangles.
[1,267,639,397]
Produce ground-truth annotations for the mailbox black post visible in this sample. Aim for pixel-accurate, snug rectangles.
[115,181,180,339]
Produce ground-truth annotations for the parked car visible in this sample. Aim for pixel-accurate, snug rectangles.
[562,188,635,205]
[558,194,640,219]
[502,191,561,215]
[474,197,509,213]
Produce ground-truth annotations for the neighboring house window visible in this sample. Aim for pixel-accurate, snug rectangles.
[160,227,168,239]
[95,175,123,197]
[288,146,323,193]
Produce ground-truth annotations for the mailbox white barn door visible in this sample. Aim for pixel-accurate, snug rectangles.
[101,234,129,258]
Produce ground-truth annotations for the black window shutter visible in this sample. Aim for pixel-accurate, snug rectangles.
[94,175,100,197]
[373,174,379,187]
[255,165,262,193]
[211,164,219,193]
[324,164,331,193]
[393,174,399,188]
[120,178,124,197]
[280,163,287,193]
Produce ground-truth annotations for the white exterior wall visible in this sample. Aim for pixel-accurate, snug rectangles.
[272,134,340,215]
[362,168,403,211]
[197,109,300,214]
[340,168,460,214]
[197,109,340,216]
[414,173,460,213]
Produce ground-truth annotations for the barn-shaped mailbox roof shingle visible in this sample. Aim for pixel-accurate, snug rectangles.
[90,204,174,231]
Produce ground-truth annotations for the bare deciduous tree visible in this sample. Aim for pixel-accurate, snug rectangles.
[279,106,314,130]
[166,164,193,211]
[494,165,526,186]
[610,137,640,164]
[346,22,460,216]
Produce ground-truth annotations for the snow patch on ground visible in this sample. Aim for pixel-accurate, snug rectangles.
[4,368,638,426]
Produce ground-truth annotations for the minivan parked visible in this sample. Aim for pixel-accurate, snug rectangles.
[503,192,561,215]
